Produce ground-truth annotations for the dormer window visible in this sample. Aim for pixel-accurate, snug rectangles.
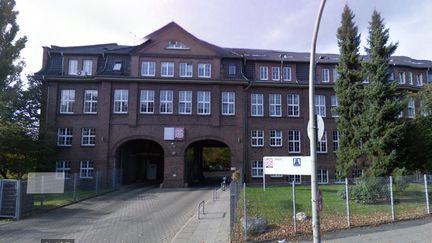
[228,64,236,76]
[83,60,93,75]
[165,40,190,50]
[68,59,78,75]
[113,61,122,71]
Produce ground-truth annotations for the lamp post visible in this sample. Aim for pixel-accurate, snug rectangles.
[309,0,326,242]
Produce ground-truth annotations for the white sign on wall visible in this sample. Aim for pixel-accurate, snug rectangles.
[263,156,312,175]
[164,127,185,140]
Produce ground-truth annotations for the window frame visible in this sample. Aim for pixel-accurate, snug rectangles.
[332,130,340,152]
[81,128,96,147]
[269,130,283,147]
[197,91,211,115]
[251,130,264,147]
[399,71,406,84]
[287,94,300,117]
[416,73,424,86]
[314,95,326,117]
[288,130,301,153]
[322,68,330,82]
[288,175,301,184]
[57,128,73,147]
[113,89,128,114]
[272,67,280,81]
[179,63,193,78]
[141,61,156,77]
[80,160,94,179]
[269,94,282,117]
[56,161,71,179]
[83,59,93,75]
[68,59,78,75]
[283,66,292,81]
[408,97,415,119]
[331,95,339,117]
[251,160,263,178]
[83,90,98,114]
[60,89,75,114]
[317,131,327,153]
[198,63,211,78]
[221,91,235,116]
[251,93,264,117]
[259,66,268,80]
[140,90,155,114]
[228,64,236,76]
[179,90,192,115]
[318,169,329,184]
[161,62,175,77]
[160,90,174,114]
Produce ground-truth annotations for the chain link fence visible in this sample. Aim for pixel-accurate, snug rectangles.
[230,174,432,242]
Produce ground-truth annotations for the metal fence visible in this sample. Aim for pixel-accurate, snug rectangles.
[0,169,121,220]
[230,174,432,242]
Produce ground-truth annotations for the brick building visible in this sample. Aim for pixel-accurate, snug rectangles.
[35,22,432,187]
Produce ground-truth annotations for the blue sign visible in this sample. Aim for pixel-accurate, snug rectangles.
[293,158,301,167]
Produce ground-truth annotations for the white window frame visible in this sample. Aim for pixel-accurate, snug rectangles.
[57,128,73,147]
[288,175,301,184]
[140,90,155,114]
[141,61,156,77]
[197,91,211,115]
[333,68,338,82]
[83,59,93,75]
[179,90,192,115]
[80,160,94,179]
[287,94,300,117]
[251,160,263,178]
[317,131,327,153]
[113,89,128,114]
[315,95,326,117]
[251,130,264,147]
[416,73,424,86]
[251,94,264,117]
[333,130,340,152]
[408,72,413,85]
[322,69,330,82]
[60,90,75,114]
[288,130,301,153]
[83,90,97,114]
[179,63,193,78]
[68,59,78,75]
[56,161,71,179]
[222,92,235,115]
[269,130,283,147]
[160,90,173,114]
[228,64,236,76]
[113,61,122,71]
[331,95,339,117]
[335,171,345,184]
[318,169,329,184]
[399,71,406,84]
[198,63,211,78]
[272,67,280,81]
[260,66,268,80]
[161,62,174,77]
[408,98,415,119]
[283,66,292,81]
[269,94,282,117]
[81,128,96,147]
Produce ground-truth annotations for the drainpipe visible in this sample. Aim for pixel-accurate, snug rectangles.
[241,57,251,183]
[60,52,64,75]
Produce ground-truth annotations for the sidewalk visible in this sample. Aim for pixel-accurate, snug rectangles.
[171,188,230,243]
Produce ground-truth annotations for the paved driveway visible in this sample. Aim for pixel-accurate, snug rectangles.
[0,186,214,243]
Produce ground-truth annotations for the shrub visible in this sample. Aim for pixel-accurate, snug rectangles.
[350,177,389,204]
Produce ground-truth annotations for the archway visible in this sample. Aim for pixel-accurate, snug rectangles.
[184,139,231,186]
[116,139,164,185]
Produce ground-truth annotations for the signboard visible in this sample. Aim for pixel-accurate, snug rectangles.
[164,127,185,140]
[27,172,65,194]
[263,156,312,175]
[307,115,325,142]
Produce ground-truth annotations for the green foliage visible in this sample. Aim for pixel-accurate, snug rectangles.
[349,177,389,204]
[203,147,230,170]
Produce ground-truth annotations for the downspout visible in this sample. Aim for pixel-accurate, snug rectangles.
[241,57,251,182]
[60,52,64,75]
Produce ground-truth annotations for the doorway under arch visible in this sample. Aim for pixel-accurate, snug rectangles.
[116,139,164,185]
[184,139,231,186]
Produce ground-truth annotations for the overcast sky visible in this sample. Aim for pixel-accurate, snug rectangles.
[15,0,432,75]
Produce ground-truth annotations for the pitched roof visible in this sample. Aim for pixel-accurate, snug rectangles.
[48,43,132,55]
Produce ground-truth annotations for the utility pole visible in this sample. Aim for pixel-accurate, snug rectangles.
[309,0,326,242]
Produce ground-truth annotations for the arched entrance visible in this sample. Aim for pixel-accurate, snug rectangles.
[116,139,164,185]
[184,139,231,186]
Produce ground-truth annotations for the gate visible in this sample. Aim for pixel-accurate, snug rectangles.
[0,179,20,219]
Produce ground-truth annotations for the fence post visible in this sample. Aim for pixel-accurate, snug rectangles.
[95,171,99,194]
[389,176,395,221]
[424,174,430,214]
[292,181,297,234]
[345,178,350,228]
[73,173,78,202]
[243,182,247,241]
[40,175,45,209]
[15,180,21,220]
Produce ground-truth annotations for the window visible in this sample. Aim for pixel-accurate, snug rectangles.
[352,169,363,178]
[197,91,211,115]
[113,89,128,114]
[68,59,78,75]
[251,94,264,116]
[60,90,75,113]
[251,130,264,147]
[56,161,71,179]
[228,64,236,76]
[272,67,280,81]
[251,160,263,178]
[179,91,192,114]
[57,128,72,146]
[331,95,338,117]
[333,68,338,82]
[318,170,328,184]
[161,62,174,77]
[260,66,268,80]
[335,171,344,183]
[81,128,96,146]
[389,72,395,81]
[269,94,282,117]
[314,95,326,117]
[283,67,292,81]
[140,90,155,114]
[333,130,340,152]
[322,69,330,82]
[222,92,235,115]
[399,71,406,84]
[83,60,93,75]
[160,90,173,114]
[179,63,193,77]
[80,160,94,179]
[416,73,424,86]
[141,61,156,76]
[408,72,413,85]
[269,130,282,147]
[408,98,415,119]
[317,131,327,153]
[83,90,97,114]
[288,130,301,153]
[166,40,190,50]
[288,175,301,184]
[113,61,122,71]
[287,94,300,117]
[198,63,211,78]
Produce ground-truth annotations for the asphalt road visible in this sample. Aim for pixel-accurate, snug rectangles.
[0,185,214,243]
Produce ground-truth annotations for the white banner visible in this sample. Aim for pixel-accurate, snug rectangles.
[263,156,312,175]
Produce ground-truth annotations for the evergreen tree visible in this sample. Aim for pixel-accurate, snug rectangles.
[334,5,364,177]
[361,10,404,177]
